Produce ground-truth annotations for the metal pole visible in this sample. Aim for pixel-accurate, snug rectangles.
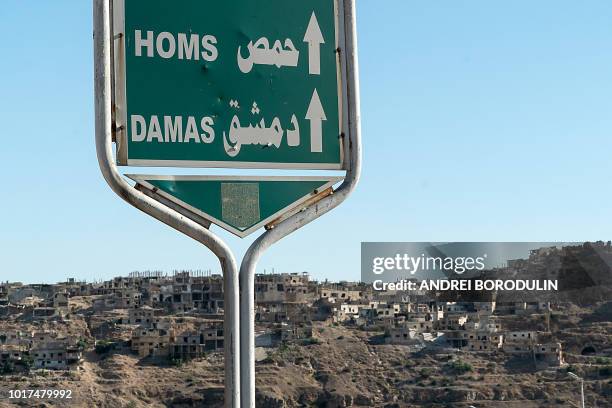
[239,1,361,406]
[568,372,585,408]
[93,1,240,406]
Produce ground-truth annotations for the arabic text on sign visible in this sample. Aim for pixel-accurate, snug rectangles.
[237,37,300,74]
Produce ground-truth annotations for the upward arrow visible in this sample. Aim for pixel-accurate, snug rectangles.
[303,12,325,75]
[306,89,327,153]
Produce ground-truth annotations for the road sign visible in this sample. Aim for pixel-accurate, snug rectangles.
[128,175,342,237]
[112,0,346,169]
[97,0,359,406]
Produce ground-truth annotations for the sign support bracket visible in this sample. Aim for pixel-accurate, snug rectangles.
[94,1,240,407]
[135,183,213,229]
[238,1,361,406]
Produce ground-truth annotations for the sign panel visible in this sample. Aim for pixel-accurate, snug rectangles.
[128,175,342,237]
[113,0,345,169]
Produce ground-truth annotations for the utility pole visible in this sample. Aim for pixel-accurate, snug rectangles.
[568,372,585,408]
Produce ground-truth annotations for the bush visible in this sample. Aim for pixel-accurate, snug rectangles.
[94,340,114,354]
[170,358,184,367]
[404,359,416,368]
[301,338,320,346]
[599,366,612,377]
[20,355,34,371]
[439,377,453,387]
[447,360,473,375]
[278,343,290,353]
[419,368,432,378]
[565,365,579,375]
[1,362,15,375]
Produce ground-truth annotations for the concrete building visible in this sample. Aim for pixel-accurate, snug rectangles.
[169,323,224,360]
[93,289,142,310]
[52,292,69,308]
[444,330,503,351]
[170,331,206,360]
[280,323,312,341]
[0,283,9,306]
[157,273,225,314]
[32,307,61,320]
[131,328,171,358]
[401,317,433,333]
[333,303,370,322]
[534,342,564,366]
[0,345,26,365]
[435,314,468,331]
[504,331,538,344]
[127,306,164,328]
[255,273,311,304]
[320,284,363,303]
[386,326,419,345]
[31,339,81,370]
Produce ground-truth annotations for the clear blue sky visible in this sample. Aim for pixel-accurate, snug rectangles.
[2,1,612,283]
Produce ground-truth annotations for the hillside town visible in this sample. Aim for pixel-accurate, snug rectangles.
[0,243,611,407]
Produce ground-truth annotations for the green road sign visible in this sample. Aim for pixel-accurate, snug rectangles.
[128,176,342,237]
[113,0,345,169]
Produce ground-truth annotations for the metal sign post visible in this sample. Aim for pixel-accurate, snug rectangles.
[93,1,240,407]
[94,0,360,407]
[238,1,360,405]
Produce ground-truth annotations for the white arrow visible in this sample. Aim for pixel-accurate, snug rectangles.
[306,89,327,152]
[303,12,324,75]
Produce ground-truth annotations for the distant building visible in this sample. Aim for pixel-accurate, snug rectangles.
[280,323,312,342]
[127,306,164,328]
[52,292,69,308]
[131,328,171,358]
[169,323,224,360]
[443,330,503,351]
[33,307,61,320]
[30,334,82,370]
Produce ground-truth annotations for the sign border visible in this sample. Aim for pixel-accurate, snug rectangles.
[112,0,347,170]
[127,174,344,237]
